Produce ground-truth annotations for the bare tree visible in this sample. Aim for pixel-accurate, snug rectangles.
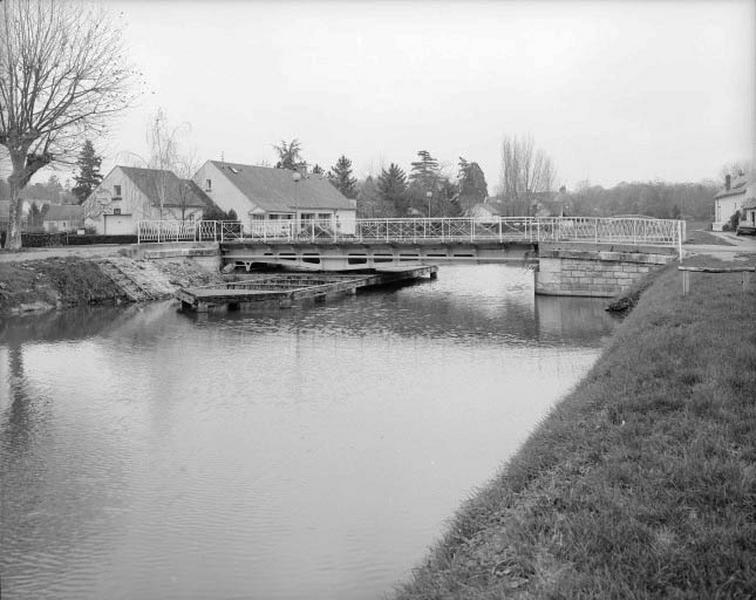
[146,108,197,219]
[719,160,753,182]
[0,0,136,249]
[500,135,556,213]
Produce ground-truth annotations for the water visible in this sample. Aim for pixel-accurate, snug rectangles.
[0,264,617,600]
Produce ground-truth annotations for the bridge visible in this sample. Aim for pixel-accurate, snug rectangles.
[137,216,684,298]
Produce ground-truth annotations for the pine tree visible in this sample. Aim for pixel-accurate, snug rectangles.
[72,140,103,203]
[311,164,324,176]
[377,163,408,215]
[457,157,488,210]
[408,150,440,191]
[328,155,358,199]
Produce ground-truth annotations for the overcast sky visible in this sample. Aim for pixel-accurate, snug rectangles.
[99,0,755,191]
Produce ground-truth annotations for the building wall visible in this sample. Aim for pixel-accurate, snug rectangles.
[336,209,356,235]
[193,162,254,226]
[83,167,156,234]
[534,248,675,297]
[43,219,84,233]
[713,195,744,231]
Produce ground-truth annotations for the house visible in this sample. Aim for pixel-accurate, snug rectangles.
[465,192,561,219]
[42,204,85,233]
[465,200,509,219]
[192,161,357,233]
[713,174,753,231]
[0,201,8,231]
[82,166,213,235]
[738,198,756,235]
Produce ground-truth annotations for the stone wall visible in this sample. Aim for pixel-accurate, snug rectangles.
[535,246,676,297]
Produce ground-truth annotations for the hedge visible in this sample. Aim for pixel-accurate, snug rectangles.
[0,232,138,247]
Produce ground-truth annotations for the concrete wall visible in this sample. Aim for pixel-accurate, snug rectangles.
[535,245,676,297]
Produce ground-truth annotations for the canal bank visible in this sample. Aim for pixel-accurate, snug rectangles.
[0,251,224,315]
[395,254,756,598]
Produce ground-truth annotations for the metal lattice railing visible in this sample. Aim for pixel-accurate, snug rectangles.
[137,216,685,252]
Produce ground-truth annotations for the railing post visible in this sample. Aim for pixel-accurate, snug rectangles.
[470,218,474,242]
[386,219,389,243]
[594,218,599,244]
[498,217,502,243]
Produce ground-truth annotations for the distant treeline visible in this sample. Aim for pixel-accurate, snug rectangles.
[0,176,78,204]
[486,180,719,220]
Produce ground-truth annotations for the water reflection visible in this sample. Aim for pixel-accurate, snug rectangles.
[1,265,616,600]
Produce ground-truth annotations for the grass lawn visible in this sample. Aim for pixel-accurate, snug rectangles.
[395,255,756,598]
[684,221,735,246]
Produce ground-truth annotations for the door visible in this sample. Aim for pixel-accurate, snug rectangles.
[104,214,134,235]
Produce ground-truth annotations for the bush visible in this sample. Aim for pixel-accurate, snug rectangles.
[723,210,741,232]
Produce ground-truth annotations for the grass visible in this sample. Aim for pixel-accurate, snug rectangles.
[684,221,735,246]
[395,255,756,599]
[0,257,124,314]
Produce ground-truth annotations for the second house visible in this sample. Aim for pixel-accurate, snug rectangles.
[193,161,357,234]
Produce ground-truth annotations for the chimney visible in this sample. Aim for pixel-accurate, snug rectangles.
[725,174,731,190]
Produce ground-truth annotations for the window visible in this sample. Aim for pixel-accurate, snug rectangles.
[205,179,212,191]
[113,208,121,215]
[113,185,122,197]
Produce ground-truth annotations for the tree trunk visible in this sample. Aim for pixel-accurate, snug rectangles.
[4,172,24,250]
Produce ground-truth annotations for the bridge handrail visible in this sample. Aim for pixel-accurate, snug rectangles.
[137,216,685,254]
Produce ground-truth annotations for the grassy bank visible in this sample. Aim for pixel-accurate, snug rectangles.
[0,257,124,315]
[396,256,756,598]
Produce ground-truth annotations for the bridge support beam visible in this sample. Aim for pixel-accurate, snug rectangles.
[220,241,537,271]
[535,243,677,297]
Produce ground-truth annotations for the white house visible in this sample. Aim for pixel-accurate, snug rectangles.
[738,198,756,234]
[713,174,753,231]
[82,166,213,235]
[192,161,357,234]
[42,204,85,233]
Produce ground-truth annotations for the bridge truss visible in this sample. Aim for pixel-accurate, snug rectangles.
[137,216,685,253]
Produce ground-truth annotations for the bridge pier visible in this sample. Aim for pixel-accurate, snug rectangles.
[535,243,677,297]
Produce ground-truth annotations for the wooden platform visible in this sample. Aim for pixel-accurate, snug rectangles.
[175,264,438,313]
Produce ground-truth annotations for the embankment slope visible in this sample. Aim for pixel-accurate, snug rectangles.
[0,255,222,315]
[396,256,756,598]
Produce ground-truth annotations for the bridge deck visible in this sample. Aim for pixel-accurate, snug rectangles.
[176,264,438,313]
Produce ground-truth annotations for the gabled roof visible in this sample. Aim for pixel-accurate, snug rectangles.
[119,166,212,209]
[209,161,354,212]
[714,176,750,200]
[44,204,84,221]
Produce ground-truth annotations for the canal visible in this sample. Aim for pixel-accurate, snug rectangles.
[0,264,618,600]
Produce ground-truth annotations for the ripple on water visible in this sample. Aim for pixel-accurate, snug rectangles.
[0,265,617,600]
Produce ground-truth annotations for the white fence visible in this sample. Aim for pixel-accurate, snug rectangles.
[137,216,685,251]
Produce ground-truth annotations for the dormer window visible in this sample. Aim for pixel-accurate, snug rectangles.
[205,179,212,191]
[113,185,122,198]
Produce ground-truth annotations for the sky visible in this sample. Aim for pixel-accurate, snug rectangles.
[88,0,756,191]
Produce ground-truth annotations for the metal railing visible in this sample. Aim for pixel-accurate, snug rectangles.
[137,216,685,252]
[137,220,243,243]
